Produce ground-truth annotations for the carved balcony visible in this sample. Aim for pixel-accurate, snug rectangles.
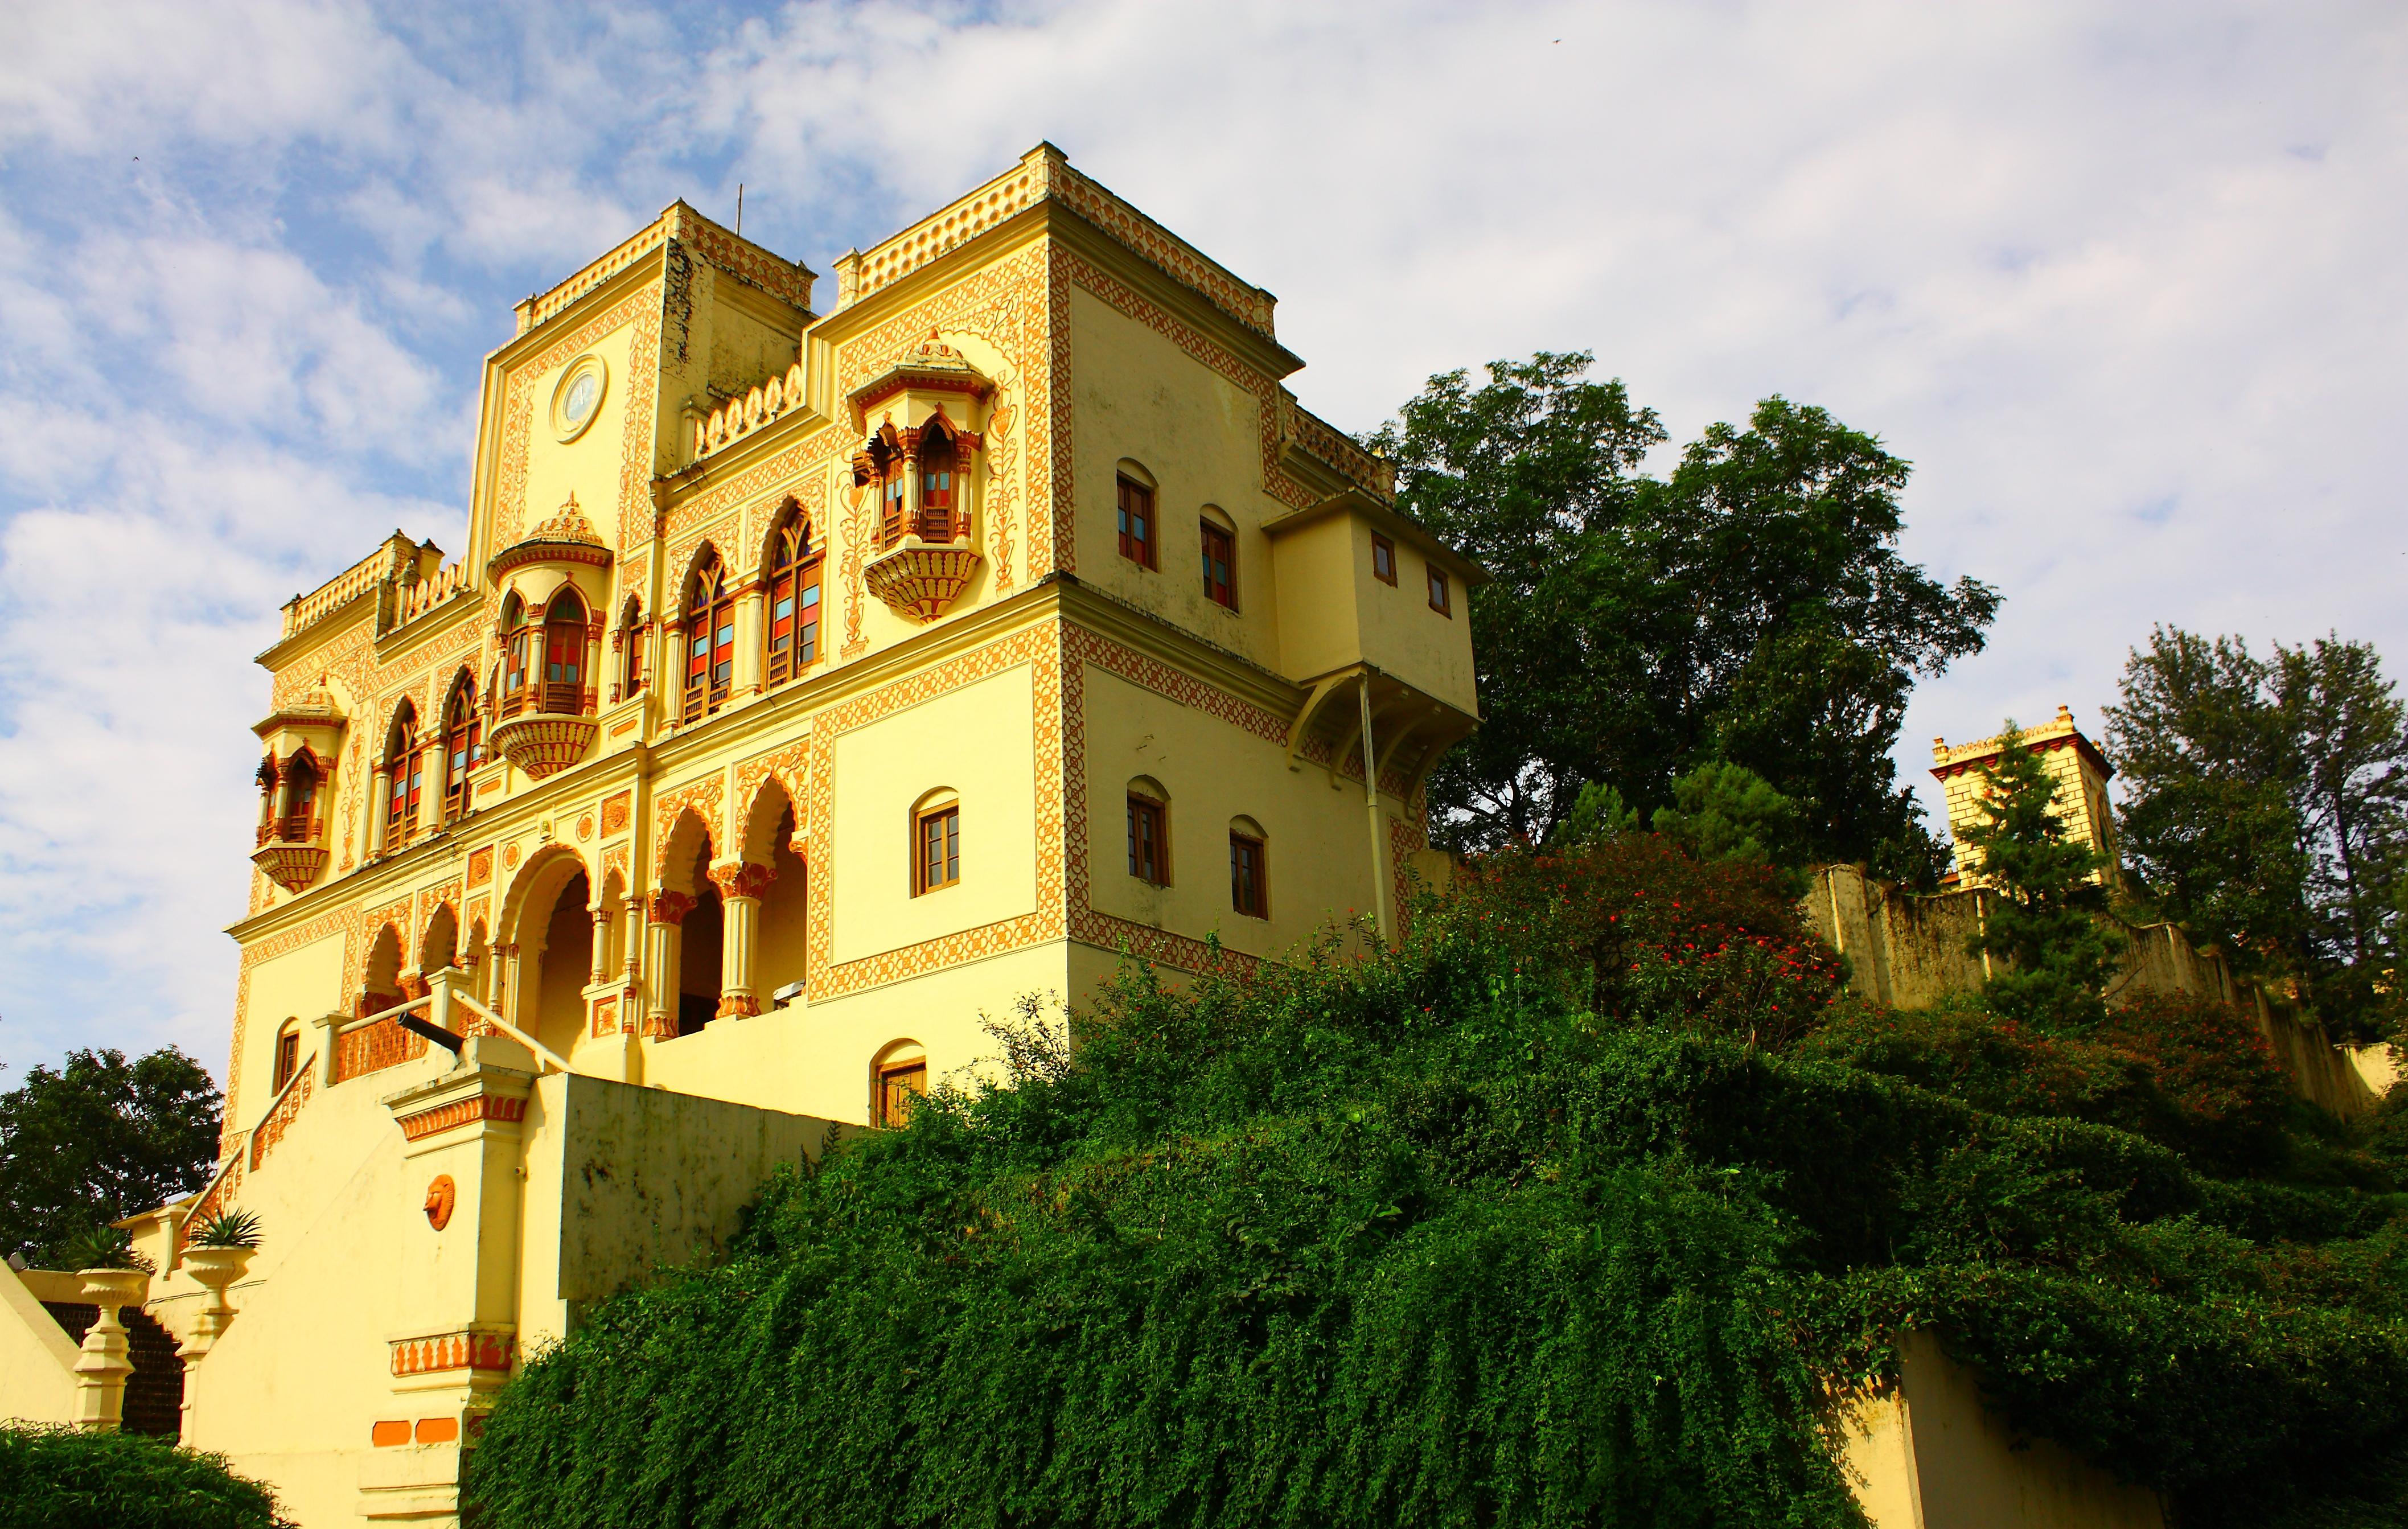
[251,814,327,893]
[864,526,982,623]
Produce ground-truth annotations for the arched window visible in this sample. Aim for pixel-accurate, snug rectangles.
[913,788,960,895]
[386,703,424,844]
[917,425,958,541]
[1127,776,1168,886]
[682,551,737,724]
[617,597,644,701]
[272,1020,302,1094]
[765,513,822,689]
[279,750,320,843]
[499,593,531,716]
[1230,816,1268,919]
[873,1041,927,1128]
[543,587,589,714]
[254,755,279,846]
[1117,463,1157,570]
[441,675,482,819]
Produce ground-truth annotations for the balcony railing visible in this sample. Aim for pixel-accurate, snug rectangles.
[256,812,319,848]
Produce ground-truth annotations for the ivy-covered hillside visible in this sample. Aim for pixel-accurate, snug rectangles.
[469,841,2408,1528]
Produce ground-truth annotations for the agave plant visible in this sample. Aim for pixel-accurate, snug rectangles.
[56,1226,155,1273]
[187,1210,264,1250]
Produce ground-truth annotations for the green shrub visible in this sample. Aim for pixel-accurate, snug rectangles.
[0,1424,290,1529]
[468,839,2408,1529]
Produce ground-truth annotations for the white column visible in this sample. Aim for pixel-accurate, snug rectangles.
[733,583,765,697]
[708,862,771,1018]
[365,760,391,856]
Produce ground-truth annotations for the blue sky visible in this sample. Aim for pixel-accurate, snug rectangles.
[2,1,2402,1083]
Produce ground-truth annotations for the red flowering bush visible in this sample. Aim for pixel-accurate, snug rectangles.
[1435,835,1846,1049]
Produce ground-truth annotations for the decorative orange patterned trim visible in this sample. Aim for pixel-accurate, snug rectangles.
[391,1330,514,1377]
[601,791,631,837]
[396,1094,528,1142]
[651,776,725,883]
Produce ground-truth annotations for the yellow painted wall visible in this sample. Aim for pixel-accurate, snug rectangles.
[640,943,1070,1125]
[829,661,1039,964]
[1080,665,1386,960]
[233,930,346,1124]
[1067,285,1285,673]
[0,1261,81,1425]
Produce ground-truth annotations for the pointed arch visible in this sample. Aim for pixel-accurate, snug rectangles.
[498,590,532,714]
[541,585,591,715]
[440,669,483,820]
[916,413,961,542]
[762,502,822,690]
[655,807,716,897]
[360,923,404,1016]
[678,544,735,724]
[384,700,425,844]
[421,902,460,977]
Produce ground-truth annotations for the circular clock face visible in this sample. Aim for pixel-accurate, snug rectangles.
[562,371,599,428]
[550,356,607,442]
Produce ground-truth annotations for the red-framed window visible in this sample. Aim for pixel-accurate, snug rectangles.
[387,710,424,843]
[918,430,957,541]
[765,518,822,688]
[500,595,532,713]
[1230,832,1267,918]
[277,753,318,842]
[1371,533,1398,586]
[1427,564,1451,616]
[882,465,908,548]
[1201,521,1235,609]
[1117,476,1156,569]
[618,599,644,700]
[683,554,737,724]
[543,590,587,714]
[441,679,482,819]
[915,803,960,894]
[1128,795,1168,885]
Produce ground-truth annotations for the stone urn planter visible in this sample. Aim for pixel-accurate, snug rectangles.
[177,1244,257,1359]
[71,1267,149,1431]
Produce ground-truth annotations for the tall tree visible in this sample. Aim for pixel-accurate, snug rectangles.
[2104,627,2407,1038]
[0,1047,221,1265]
[1957,725,2121,1029]
[1371,356,1998,881]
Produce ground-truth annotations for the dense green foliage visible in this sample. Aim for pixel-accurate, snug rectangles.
[0,1046,220,1266]
[0,1424,290,1529]
[1955,725,2122,1029]
[470,843,2408,1528]
[2106,627,2408,1040]
[1368,355,1997,883]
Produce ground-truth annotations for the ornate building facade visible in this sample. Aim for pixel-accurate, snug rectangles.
[0,146,1481,1523]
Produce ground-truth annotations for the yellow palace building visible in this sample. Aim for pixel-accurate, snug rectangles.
[0,146,1480,1522]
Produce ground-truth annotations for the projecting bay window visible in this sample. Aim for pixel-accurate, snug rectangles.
[542,589,589,713]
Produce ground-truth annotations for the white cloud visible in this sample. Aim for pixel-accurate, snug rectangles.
[2,0,2405,1081]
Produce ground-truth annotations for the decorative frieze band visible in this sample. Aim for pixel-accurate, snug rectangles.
[396,1094,527,1142]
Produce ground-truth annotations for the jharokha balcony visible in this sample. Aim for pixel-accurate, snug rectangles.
[862,507,981,622]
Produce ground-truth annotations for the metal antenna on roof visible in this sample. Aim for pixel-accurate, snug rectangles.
[737,183,744,236]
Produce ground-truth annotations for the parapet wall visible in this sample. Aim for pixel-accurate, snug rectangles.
[1803,865,2397,1116]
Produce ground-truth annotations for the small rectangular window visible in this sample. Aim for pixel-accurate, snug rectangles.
[1230,832,1267,919]
[1427,564,1451,616]
[1371,533,1397,585]
[915,804,961,894]
[273,1029,299,1093]
[1200,521,1236,609]
[1117,477,1157,570]
[1128,795,1168,885]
